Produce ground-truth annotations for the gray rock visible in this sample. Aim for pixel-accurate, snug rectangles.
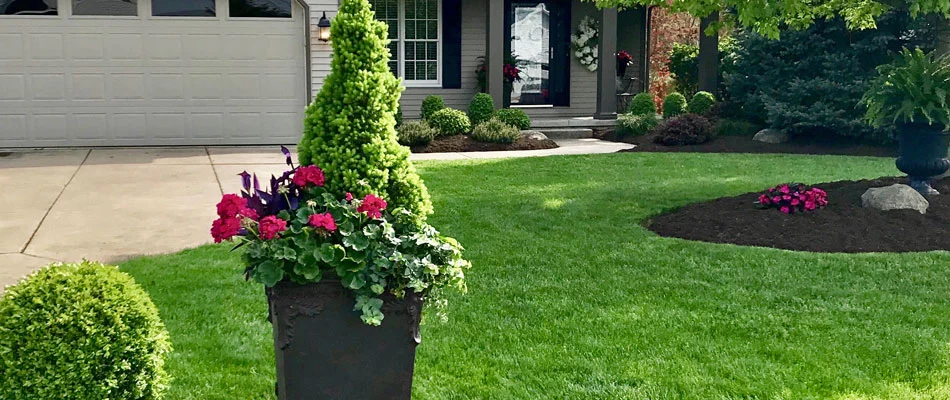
[521,130,549,141]
[753,129,789,144]
[861,184,929,214]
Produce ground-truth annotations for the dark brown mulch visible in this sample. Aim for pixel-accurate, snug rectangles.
[596,129,897,158]
[646,177,950,253]
[410,134,559,153]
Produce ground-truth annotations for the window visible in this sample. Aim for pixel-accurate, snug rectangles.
[230,0,291,18]
[0,0,57,15]
[369,0,440,84]
[73,0,138,16]
[152,0,215,16]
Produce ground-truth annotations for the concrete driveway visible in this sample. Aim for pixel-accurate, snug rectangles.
[0,139,632,290]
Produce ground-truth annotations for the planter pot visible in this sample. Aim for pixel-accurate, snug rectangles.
[895,123,950,195]
[617,61,628,78]
[267,280,423,400]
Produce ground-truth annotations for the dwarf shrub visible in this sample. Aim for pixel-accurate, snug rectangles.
[617,113,660,137]
[0,261,171,400]
[471,118,521,144]
[662,92,688,118]
[298,0,432,221]
[627,92,657,116]
[495,108,531,130]
[429,108,472,136]
[653,113,715,146]
[688,91,716,115]
[421,95,445,121]
[397,120,437,146]
[468,93,495,125]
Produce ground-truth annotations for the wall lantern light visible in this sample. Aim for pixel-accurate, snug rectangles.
[317,12,332,42]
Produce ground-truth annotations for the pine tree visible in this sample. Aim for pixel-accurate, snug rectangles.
[299,0,432,221]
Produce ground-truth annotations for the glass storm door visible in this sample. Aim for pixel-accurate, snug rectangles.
[505,0,570,107]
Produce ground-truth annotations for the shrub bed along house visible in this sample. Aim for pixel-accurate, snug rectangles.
[0,261,171,399]
[617,113,660,137]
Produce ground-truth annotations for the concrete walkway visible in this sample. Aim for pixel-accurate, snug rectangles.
[0,139,632,290]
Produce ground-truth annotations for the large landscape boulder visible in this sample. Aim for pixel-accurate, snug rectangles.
[521,130,549,141]
[753,129,789,144]
[861,184,929,214]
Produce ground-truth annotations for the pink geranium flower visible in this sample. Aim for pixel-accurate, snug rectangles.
[211,217,242,243]
[292,165,326,188]
[258,216,287,240]
[357,194,388,219]
[309,213,337,232]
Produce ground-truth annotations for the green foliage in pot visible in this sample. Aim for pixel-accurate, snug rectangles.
[688,91,716,115]
[429,108,472,136]
[468,93,496,125]
[471,118,521,144]
[617,113,660,137]
[627,92,657,116]
[0,261,171,400]
[663,92,688,118]
[298,0,432,222]
[397,121,438,146]
[421,95,445,121]
[495,108,532,130]
[863,47,950,131]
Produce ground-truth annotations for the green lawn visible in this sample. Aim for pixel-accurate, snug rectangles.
[120,152,950,399]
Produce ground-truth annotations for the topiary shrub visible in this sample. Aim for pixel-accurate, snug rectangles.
[653,113,715,146]
[421,95,445,121]
[471,118,521,144]
[627,92,657,116]
[688,91,716,115]
[0,261,171,400]
[467,93,495,125]
[397,120,437,146]
[298,0,432,221]
[617,113,660,137]
[495,108,531,130]
[662,92,688,118]
[429,108,471,136]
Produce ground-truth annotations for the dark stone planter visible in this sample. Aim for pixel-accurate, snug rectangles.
[267,280,423,400]
[895,123,950,195]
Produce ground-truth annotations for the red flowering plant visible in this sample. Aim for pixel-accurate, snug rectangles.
[211,147,470,325]
[757,183,829,214]
[617,50,634,66]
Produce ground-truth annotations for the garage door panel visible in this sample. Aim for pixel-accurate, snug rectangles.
[0,75,25,100]
[32,74,66,101]
[31,114,69,142]
[0,115,28,141]
[111,73,147,100]
[113,113,148,140]
[191,113,225,139]
[71,114,110,140]
[66,34,104,60]
[106,34,145,60]
[29,34,65,60]
[71,74,107,100]
[0,34,24,59]
[150,113,187,139]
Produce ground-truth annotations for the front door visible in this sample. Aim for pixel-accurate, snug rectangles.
[506,0,570,106]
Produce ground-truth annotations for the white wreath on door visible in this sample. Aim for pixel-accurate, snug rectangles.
[571,16,599,72]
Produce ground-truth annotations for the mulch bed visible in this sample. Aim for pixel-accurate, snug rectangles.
[410,135,559,153]
[646,177,950,253]
[597,130,897,158]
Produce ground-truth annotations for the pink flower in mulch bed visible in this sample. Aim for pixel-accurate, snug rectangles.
[292,165,326,188]
[258,216,287,240]
[757,183,828,214]
[211,217,242,243]
[357,194,388,219]
[308,213,337,233]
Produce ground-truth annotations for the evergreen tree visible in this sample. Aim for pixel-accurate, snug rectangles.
[299,0,432,221]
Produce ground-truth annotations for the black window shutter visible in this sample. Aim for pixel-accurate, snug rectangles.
[441,0,462,89]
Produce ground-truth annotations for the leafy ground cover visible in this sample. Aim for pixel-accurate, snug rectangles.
[121,152,950,399]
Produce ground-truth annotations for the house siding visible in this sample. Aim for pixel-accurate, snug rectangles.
[305,0,644,121]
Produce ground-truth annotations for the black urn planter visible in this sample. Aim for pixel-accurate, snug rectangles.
[267,280,423,400]
[895,123,950,195]
[617,60,628,78]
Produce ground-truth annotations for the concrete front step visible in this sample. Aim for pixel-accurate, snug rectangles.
[530,117,616,129]
[537,128,594,139]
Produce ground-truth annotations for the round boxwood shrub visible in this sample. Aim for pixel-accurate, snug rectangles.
[421,95,445,121]
[662,92,688,118]
[688,91,716,115]
[0,261,171,399]
[397,120,437,146]
[617,113,660,137]
[653,113,715,146]
[467,93,495,125]
[627,92,657,116]
[471,118,521,144]
[429,108,472,136]
[495,108,531,130]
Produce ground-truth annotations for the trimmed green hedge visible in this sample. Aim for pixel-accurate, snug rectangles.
[429,108,472,136]
[422,95,446,121]
[627,93,657,116]
[467,93,496,125]
[495,108,531,130]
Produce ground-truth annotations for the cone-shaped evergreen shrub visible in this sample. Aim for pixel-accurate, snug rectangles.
[299,0,432,221]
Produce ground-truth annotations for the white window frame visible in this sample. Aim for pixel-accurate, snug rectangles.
[393,0,441,87]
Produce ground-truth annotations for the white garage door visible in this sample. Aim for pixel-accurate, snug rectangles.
[0,0,308,147]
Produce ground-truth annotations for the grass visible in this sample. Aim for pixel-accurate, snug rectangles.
[120,152,950,399]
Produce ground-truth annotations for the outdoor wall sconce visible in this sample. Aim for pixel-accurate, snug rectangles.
[317,12,332,42]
